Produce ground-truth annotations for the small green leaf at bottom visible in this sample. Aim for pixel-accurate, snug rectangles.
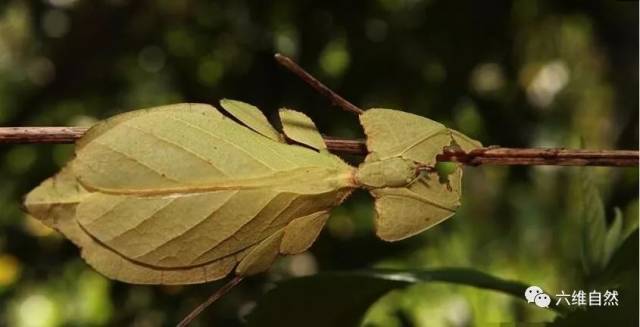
[246,268,533,327]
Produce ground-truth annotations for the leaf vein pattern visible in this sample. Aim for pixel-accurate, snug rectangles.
[191,192,297,264]
[105,197,180,242]
[400,130,449,156]
[393,190,456,212]
[168,115,277,171]
[82,196,126,227]
[92,141,182,183]
[75,155,134,187]
[134,191,240,260]
[186,191,281,265]
[261,193,300,233]
[121,123,229,177]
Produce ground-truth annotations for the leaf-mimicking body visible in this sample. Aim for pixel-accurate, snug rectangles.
[23,100,481,285]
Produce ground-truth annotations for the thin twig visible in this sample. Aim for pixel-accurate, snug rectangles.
[274,53,364,115]
[0,127,637,166]
[0,127,87,143]
[177,276,244,327]
[438,147,638,167]
[272,54,637,167]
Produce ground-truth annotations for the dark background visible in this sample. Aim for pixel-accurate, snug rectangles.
[0,0,637,326]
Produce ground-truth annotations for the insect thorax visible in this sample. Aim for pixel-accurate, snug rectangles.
[355,157,417,189]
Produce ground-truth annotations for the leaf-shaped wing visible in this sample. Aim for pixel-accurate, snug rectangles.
[219,99,282,142]
[280,109,327,150]
[24,102,355,283]
[370,168,462,241]
[80,229,239,285]
[24,165,91,238]
[72,103,345,193]
[60,103,355,280]
[75,188,344,268]
[23,166,239,285]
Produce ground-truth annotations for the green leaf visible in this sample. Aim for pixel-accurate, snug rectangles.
[602,208,624,267]
[246,268,533,327]
[578,169,607,275]
[597,229,639,289]
[552,230,639,326]
[577,169,629,277]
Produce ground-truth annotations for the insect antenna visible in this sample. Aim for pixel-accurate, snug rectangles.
[177,276,244,327]
[274,53,364,115]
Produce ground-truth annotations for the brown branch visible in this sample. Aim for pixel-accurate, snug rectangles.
[271,54,636,166]
[177,276,244,327]
[438,147,638,167]
[274,53,364,115]
[0,127,87,143]
[0,127,637,167]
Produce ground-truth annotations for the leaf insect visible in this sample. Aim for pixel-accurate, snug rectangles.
[23,54,481,326]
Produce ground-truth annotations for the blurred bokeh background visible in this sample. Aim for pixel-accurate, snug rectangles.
[0,0,637,326]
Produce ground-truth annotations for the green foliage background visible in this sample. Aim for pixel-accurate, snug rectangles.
[0,1,637,326]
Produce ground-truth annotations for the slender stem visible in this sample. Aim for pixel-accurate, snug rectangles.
[322,136,367,154]
[0,127,637,166]
[0,127,87,143]
[177,276,244,327]
[438,147,638,167]
[274,53,364,115]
